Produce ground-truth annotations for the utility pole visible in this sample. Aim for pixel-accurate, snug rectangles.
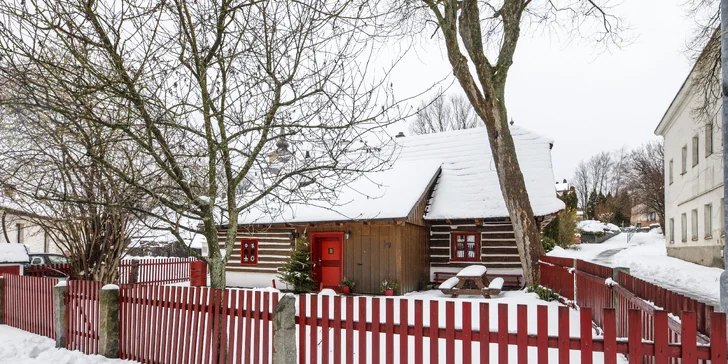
[720,0,728,313]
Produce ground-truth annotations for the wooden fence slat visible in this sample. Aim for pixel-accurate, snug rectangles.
[628,309,642,364]
[480,302,489,364]
[446,301,455,364]
[537,305,548,364]
[344,296,353,364]
[462,302,472,364]
[372,297,381,364]
[603,308,617,364]
[498,303,508,364]
[415,300,423,364]
[430,300,438,364]
[334,295,343,364]
[358,297,367,364]
[386,298,395,364]
[654,310,668,363]
[298,294,306,364]
[580,307,593,364]
[681,311,698,364]
[517,304,527,364]
[558,306,570,364]
[710,311,727,364]
[322,295,330,364]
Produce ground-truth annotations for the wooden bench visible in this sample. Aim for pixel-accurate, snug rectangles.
[433,271,523,289]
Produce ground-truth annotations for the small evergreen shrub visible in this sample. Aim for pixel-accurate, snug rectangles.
[542,236,557,253]
[527,285,559,302]
[279,235,316,293]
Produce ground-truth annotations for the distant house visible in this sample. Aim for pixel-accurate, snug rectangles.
[0,187,63,255]
[555,180,569,197]
[654,43,723,268]
[630,203,660,228]
[218,126,565,294]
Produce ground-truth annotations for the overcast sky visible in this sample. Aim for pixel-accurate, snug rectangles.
[388,0,699,182]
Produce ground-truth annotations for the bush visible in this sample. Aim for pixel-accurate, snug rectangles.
[542,236,557,253]
[527,285,559,302]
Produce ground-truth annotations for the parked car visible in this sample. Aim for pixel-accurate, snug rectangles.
[24,254,70,278]
[27,253,68,266]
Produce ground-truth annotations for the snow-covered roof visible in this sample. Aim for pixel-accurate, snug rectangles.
[241,160,442,224]
[240,125,563,224]
[0,244,29,263]
[402,126,564,220]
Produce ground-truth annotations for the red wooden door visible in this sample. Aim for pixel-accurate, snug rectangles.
[310,233,343,291]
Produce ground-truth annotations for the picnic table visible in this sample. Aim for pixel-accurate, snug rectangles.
[438,265,504,298]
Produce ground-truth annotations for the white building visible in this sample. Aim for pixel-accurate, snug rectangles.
[654,54,724,268]
[0,208,63,254]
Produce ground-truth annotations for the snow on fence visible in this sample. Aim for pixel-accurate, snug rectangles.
[119,285,279,364]
[66,280,104,355]
[118,257,196,285]
[296,293,727,363]
[540,256,723,363]
[1,274,56,339]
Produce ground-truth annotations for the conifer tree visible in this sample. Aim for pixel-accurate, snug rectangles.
[279,235,316,293]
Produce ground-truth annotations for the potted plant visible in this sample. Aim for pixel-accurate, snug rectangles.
[340,278,355,294]
[380,279,397,296]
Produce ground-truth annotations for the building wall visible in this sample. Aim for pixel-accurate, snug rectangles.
[0,213,62,254]
[657,76,724,268]
[428,220,523,280]
[630,204,660,228]
[220,221,430,295]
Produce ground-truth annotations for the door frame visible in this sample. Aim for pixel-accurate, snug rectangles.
[309,231,344,291]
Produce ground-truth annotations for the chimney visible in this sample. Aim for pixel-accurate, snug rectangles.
[395,132,405,138]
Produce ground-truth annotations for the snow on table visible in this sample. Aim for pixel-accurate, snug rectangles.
[0,325,137,364]
[456,265,487,277]
[549,229,722,305]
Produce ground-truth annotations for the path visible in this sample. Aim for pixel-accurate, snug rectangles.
[549,230,723,306]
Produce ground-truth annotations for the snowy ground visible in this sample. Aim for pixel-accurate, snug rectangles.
[548,229,723,306]
[0,325,137,364]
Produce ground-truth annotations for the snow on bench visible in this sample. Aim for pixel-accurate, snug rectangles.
[488,277,504,291]
[456,265,487,277]
[438,277,460,290]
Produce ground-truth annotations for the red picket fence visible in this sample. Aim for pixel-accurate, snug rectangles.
[24,263,71,278]
[118,258,196,285]
[296,294,727,363]
[66,280,104,355]
[538,256,575,300]
[119,286,278,364]
[1,274,57,339]
[540,256,722,363]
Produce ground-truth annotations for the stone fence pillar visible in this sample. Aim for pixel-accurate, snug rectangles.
[273,294,296,364]
[53,280,67,348]
[98,284,120,358]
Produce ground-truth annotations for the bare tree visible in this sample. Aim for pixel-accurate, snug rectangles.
[684,1,721,123]
[589,151,613,195]
[0,0,413,291]
[625,141,665,231]
[0,105,148,284]
[410,0,625,284]
[572,161,591,210]
[410,93,481,135]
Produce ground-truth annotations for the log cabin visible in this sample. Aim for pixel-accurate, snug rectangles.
[219,126,564,294]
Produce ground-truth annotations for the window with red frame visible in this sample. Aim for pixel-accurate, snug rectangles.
[240,238,258,265]
[451,232,479,261]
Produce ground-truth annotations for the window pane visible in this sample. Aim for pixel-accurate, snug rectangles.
[706,123,713,155]
[692,209,698,240]
[669,218,674,243]
[681,213,687,241]
[692,136,699,166]
[682,146,687,173]
[669,160,673,184]
[705,204,712,238]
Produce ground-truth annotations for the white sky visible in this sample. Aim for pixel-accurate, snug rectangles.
[388,0,699,181]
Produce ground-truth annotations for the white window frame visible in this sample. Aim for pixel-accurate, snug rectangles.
[681,145,687,174]
[681,213,687,242]
[669,159,673,185]
[669,218,674,244]
[706,122,714,156]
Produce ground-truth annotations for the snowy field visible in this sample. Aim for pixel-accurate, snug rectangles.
[0,325,137,364]
[548,229,723,305]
